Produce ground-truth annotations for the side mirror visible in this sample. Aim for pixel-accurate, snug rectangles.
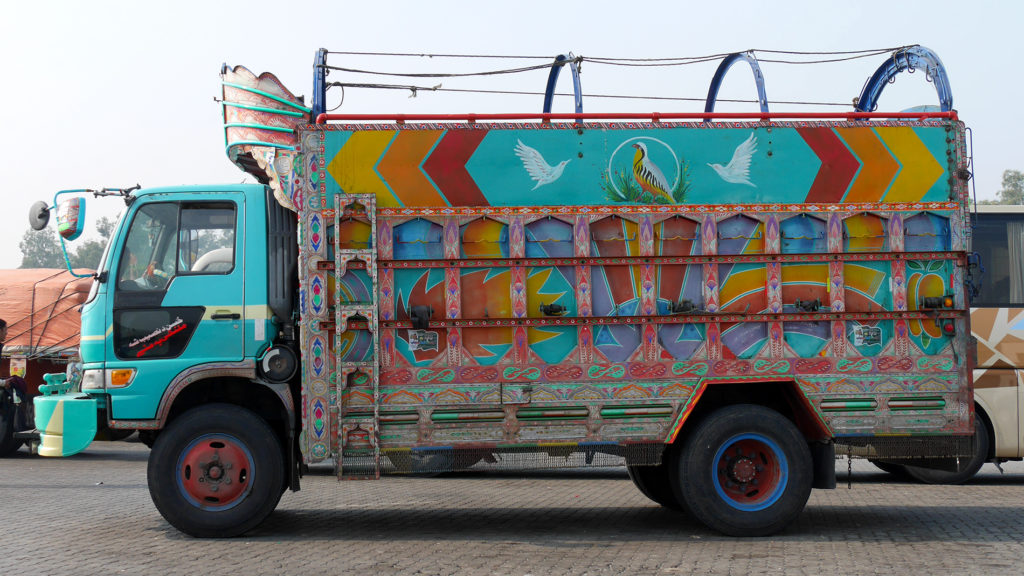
[57,197,85,240]
[29,201,50,231]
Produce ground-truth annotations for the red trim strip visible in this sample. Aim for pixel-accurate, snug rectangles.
[316,111,959,124]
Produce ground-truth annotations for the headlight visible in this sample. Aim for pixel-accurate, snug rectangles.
[80,369,105,391]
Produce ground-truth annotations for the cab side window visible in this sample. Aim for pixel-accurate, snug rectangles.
[179,204,236,274]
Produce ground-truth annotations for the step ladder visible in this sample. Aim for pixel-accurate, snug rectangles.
[333,193,380,480]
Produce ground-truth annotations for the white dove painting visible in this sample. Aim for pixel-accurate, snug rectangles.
[514,139,570,190]
[708,132,758,187]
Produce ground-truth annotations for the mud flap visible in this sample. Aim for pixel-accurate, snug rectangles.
[34,393,97,457]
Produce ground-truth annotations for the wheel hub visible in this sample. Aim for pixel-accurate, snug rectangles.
[729,455,758,483]
[178,436,251,508]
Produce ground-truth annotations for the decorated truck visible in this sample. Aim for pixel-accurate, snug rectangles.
[27,46,974,537]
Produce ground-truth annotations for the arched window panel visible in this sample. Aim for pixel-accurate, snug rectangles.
[843,213,889,253]
[904,212,951,252]
[461,217,509,259]
[654,216,701,256]
[525,217,574,258]
[590,216,639,257]
[718,214,764,255]
[393,218,444,260]
[780,214,827,254]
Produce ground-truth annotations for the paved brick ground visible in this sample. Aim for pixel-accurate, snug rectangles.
[4,441,1024,575]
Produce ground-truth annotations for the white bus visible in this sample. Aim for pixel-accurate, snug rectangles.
[880,205,1024,483]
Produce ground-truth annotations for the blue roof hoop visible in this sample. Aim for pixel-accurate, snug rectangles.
[542,54,583,114]
[855,46,953,112]
[704,52,769,122]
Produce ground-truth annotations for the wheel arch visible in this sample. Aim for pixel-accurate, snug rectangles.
[144,362,299,490]
[665,378,831,446]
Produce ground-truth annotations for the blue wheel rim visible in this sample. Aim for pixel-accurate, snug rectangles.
[711,432,788,512]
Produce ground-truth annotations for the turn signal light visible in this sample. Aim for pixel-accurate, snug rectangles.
[110,369,136,388]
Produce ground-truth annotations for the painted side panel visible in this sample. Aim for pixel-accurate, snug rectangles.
[314,122,954,209]
[293,120,971,464]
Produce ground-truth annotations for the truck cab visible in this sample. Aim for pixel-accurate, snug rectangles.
[38,184,299,466]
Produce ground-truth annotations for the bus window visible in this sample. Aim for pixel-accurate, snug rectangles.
[972,211,1024,307]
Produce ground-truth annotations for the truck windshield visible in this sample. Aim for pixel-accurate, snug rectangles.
[117,203,177,291]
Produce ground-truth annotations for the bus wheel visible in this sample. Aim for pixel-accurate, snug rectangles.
[673,404,812,536]
[904,417,989,485]
[148,404,284,537]
[869,460,909,477]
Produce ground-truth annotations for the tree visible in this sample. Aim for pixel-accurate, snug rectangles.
[18,215,118,270]
[980,169,1024,205]
[69,216,116,269]
[19,227,65,268]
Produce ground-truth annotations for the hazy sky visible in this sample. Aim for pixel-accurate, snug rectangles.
[1,1,1020,269]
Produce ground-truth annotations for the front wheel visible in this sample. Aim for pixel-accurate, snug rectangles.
[672,404,812,537]
[148,404,284,537]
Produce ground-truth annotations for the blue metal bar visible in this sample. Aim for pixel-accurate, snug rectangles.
[312,47,329,118]
[704,52,769,122]
[542,54,583,114]
[855,46,953,112]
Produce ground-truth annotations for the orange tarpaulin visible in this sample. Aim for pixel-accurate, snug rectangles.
[0,268,93,358]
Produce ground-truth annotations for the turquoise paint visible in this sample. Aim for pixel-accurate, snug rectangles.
[464,127,821,206]
[475,343,513,365]
[322,132,353,207]
[528,326,577,364]
[34,390,97,457]
[100,187,263,419]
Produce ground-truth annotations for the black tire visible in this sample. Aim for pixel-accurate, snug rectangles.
[627,452,684,511]
[904,417,989,485]
[0,390,24,457]
[671,404,812,536]
[148,404,284,537]
[869,460,909,477]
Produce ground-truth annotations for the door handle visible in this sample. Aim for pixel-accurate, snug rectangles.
[211,311,241,320]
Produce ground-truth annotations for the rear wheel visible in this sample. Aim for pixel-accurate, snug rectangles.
[904,417,989,485]
[148,404,284,537]
[672,404,812,536]
[627,461,683,511]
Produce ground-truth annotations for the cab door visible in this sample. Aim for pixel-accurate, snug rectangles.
[106,195,245,419]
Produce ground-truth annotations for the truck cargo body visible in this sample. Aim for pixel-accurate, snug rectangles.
[295,118,972,474]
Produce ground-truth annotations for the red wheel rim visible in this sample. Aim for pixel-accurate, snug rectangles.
[712,434,787,511]
[176,434,254,511]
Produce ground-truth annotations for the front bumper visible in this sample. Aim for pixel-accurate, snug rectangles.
[33,392,97,457]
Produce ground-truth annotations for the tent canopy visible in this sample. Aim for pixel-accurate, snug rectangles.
[0,268,93,359]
